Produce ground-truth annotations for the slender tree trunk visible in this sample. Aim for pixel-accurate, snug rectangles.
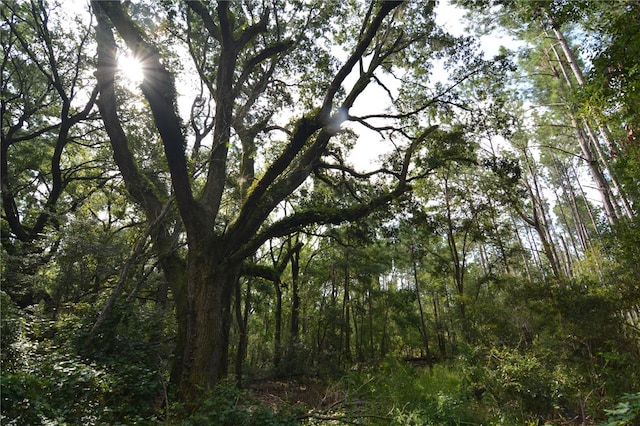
[552,186,579,267]
[412,254,433,369]
[289,245,301,345]
[520,149,563,276]
[353,297,360,361]
[558,234,573,277]
[573,122,619,225]
[368,286,374,359]
[531,195,561,277]
[531,158,564,274]
[557,157,591,253]
[583,123,634,219]
[546,24,632,221]
[342,257,352,363]
[274,280,283,370]
[550,156,582,256]
[523,220,543,271]
[443,178,466,321]
[510,215,533,280]
[432,290,446,360]
[380,294,389,358]
[235,278,251,385]
[569,162,600,239]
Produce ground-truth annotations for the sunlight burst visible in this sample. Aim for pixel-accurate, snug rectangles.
[117,53,144,85]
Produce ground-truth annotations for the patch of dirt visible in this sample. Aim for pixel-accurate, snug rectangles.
[247,376,340,411]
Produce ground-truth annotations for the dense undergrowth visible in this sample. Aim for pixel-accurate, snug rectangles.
[2,293,638,426]
[4,227,639,425]
[3,246,640,425]
[3,237,640,425]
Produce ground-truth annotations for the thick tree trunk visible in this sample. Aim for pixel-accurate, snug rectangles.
[93,0,409,403]
[92,5,191,390]
[181,253,240,401]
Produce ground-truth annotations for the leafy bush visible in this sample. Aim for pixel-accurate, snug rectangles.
[0,299,165,424]
[475,346,577,422]
[332,357,482,425]
[1,354,112,424]
[600,393,640,426]
[0,291,23,372]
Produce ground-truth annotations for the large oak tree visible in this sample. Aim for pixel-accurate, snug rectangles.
[3,0,490,400]
[90,0,465,398]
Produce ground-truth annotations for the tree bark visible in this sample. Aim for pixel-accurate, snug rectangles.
[93,4,191,387]
[184,256,240,397]
[342,254,352,363]
[234,277,250,385]
[273,279,283,370]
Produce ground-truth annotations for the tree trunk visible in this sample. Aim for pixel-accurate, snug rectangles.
[368,286,374,359]
[235,277,251,385]
[432,290,447,360]
[520,149,564,277]
[181,253,240,401]
[412,254,433,369]
[342,258,352,363]
[289,248,300,344]
[575,122,619,225]
[274,280,283,370]
[443,178,466,322]
[93,0,410,401]
[545,24,631,222]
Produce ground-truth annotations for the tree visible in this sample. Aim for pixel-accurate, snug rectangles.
[88,0,484,398]
[1,0,101,305]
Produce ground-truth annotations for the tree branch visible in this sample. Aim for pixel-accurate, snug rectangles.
[186,1,221,41]
[230,184,408,264]
[93,4,165,219]
[93,1,200,235]
[86,196,176,344]
[320,1,402,118]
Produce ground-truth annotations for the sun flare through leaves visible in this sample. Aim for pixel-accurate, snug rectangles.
[117,52,144,86]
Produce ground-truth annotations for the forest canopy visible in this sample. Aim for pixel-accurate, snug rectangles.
[1,0,639,424]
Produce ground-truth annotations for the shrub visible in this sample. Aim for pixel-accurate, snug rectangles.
[600,393,640,426]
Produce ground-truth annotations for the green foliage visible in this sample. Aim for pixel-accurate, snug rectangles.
[331,357,482,425]
[2,0,639,424]
[600,393,640,426]
[462,273,640,424]
[475,346,577,421]
[1,354,112,425]
[0,291,23,372]
[0,291,169,424]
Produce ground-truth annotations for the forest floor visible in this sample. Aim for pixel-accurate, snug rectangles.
[248,376,335,411]
[247,374,396,424]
